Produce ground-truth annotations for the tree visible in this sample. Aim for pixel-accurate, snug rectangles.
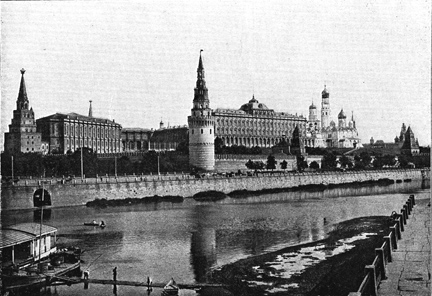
[309,161,320,170]
[214,137,224,154]
[339,155,353,169]
[322,151,337,169]
[360,151,372,168]
[296,155,308,171]
[266,155,277,170]
[280,160,288,170]
[245,159,254,170]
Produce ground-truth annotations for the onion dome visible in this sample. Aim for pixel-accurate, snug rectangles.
[309,102,317,109]
[338,109,346,119]
[322,85,329,98]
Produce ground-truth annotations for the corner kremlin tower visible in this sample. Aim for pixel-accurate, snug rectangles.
[188,51,215,171]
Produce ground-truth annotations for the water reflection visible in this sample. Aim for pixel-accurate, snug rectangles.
[0,180,429,296]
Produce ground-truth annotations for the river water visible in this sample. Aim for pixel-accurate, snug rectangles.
[1,180,429,296]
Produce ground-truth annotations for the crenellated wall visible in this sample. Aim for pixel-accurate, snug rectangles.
[1,169,429,210]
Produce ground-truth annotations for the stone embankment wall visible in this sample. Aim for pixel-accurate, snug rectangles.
[1,169,429,210]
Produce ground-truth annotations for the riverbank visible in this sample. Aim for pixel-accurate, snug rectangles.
[209,216,390,296]
[2,168,428,210]
[85,178,395,207]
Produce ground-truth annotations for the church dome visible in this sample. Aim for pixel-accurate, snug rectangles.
[338,109,346,119]
[322,86,329,98]
[309,102,316,109]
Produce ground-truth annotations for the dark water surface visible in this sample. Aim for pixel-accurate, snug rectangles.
[2,180,429,296]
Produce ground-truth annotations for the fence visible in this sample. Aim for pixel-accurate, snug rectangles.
[348,194,416,296]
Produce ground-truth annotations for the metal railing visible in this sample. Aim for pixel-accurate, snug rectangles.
[348,194,416,296]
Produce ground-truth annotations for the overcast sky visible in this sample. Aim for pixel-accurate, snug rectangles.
[1,1,430,147]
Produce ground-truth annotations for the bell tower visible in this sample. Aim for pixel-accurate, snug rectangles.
[321,85,330,128]
[188,51,215,171]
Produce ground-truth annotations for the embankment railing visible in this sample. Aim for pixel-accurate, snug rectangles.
[348,194,416,296]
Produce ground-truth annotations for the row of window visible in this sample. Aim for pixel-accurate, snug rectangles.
[216,117,305,128]
[64,123,120,138]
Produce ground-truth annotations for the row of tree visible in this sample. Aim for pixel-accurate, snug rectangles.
[1,149,190,179]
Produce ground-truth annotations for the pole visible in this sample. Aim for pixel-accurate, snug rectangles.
[115,156,117,177]
[39,184,44,266]
[11,156,14,180]
[81,147,84,180]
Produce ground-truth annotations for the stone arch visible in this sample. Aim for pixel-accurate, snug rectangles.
[33,188,52,207]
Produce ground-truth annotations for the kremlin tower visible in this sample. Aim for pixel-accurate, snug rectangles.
[188,51,215,171]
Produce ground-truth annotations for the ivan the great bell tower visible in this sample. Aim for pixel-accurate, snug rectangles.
[188,51,215,171]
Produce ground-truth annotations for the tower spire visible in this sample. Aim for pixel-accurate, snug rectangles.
[17,68,29,110]
[88,100,93,117]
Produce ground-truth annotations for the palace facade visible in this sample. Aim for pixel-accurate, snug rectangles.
[214,96,307,148]
[36,104,122,154]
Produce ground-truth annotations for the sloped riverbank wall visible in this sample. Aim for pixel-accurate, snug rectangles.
[1,169,429,210]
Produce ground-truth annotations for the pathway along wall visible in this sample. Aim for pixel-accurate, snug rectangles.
[1,169,429,210]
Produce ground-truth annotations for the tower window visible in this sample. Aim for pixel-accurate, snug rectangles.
[210,129,212,134]
[192,130,194,134]
[201,129,203,134]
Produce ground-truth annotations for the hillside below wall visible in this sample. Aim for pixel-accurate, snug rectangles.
[1,169,429,210]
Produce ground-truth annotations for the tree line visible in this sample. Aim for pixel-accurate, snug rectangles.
[1,149,189,179]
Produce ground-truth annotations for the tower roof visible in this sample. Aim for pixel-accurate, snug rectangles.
[198,49,204,70]
[17,68,29,108]
[322,85,329,99]
[338,109,346,119]
[309,101,316,109]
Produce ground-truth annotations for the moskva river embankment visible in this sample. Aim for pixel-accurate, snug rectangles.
[1,168,429,210]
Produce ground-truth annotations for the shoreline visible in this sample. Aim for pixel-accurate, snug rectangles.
[209,216,390,296]
[85,177,396,207]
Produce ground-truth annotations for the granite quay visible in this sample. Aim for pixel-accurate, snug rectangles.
[349,194,431,296]
[1,168,429,210]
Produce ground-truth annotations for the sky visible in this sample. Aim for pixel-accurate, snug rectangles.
[1,0,431,147]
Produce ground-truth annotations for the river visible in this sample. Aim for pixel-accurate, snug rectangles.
[1,179,429,296]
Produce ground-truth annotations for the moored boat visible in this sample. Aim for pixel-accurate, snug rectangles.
[162,278,179,295]
[1,223,82,292]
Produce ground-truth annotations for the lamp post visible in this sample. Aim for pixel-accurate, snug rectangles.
[80,147,84,180]
[157,154,160,176]
[114,156,117,177]
[11,155,14,180]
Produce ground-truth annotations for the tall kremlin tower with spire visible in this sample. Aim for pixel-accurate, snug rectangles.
[4,69,46,154]
[188,51,215,171]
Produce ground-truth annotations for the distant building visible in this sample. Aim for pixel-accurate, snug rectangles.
[306,86,361,148]
[400,126,420,156]
[36,102,122,154]
[4,69,48,154]
[149,123,188,152]
[213,96,307,148]
[122,128,153,152]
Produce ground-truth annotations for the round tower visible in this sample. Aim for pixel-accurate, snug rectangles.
[188,51,215,171]
[321,85,330,128]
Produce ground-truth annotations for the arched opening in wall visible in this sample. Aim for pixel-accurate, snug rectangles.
[33,188,52,207]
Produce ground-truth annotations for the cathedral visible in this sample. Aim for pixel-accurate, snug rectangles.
[306,86,361,148]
